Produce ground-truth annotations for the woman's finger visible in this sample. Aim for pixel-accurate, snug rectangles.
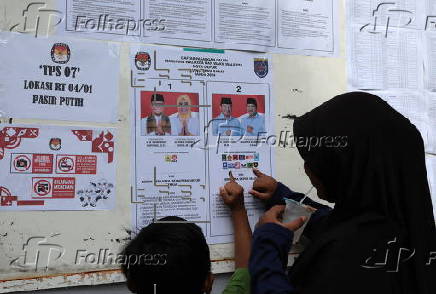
[268,205,286,217]
[249,189,268,199]
[219,187,228,198]
[252,168,264,177]
[229,171,236,182]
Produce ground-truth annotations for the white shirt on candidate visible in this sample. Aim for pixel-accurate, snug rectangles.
[170,114,200,136]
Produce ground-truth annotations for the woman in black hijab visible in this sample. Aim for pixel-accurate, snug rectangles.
[248,92,436,294]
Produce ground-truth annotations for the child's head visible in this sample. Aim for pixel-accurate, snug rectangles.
[121,216,213,294]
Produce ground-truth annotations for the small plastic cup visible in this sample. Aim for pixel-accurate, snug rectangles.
[282,198,314,244]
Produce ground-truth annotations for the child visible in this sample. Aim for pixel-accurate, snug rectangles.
[121,215,211,294]
[121,172,251,294]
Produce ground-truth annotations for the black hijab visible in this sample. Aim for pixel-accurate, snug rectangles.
[290,92,435,294]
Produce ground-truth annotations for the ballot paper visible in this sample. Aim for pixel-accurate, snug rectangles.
[54,0,339,57]
[130,45,274,244]
[0,124,116,211]
[0,33,120,123]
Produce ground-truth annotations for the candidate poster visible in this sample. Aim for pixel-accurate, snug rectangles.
[0,33,120,123]
[130,45,274,244]
[0,124,116,210]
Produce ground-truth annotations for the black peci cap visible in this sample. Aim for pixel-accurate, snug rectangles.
[151,93,164,102]
[247,98,257,106]
[221,97,232,105]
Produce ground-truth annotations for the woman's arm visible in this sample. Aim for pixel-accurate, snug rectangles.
[250,223,296,294]
[263,182,331,212]
[249,206,306,294]
[249,169,332,241]
[249,169,331,214]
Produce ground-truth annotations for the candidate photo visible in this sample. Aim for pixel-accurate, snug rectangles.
[211,94,266,137]
[140,91,200,136]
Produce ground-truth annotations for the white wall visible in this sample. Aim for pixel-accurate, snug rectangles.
[0,0,347,292]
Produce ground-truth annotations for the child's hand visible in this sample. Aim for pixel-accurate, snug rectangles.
[257,205,307,231]
[249,168,278,201]
[219,171,245,211]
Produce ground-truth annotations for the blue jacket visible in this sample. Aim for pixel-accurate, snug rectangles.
[249,183,332,294]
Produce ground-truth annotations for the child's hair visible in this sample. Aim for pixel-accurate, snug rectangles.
[121,216,211,294]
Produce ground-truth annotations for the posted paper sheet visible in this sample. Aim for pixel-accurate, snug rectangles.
[426,155,436,218]
[0,124,116,211]
[346,0,436,157]
[377,91,429,147]
[55,0,338,57]
[0,33,120,123]
[130,45,274,244]
[427,93,436,154]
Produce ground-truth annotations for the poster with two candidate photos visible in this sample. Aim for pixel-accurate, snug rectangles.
[130,45,274,243]
[206,81,272,239]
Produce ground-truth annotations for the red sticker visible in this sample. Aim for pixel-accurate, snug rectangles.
[1,195,18,206]
[72,130,114,164]
[12,154,31,172]
[32,177,75,199]
[52,178,75,198]
[17,200,45,206]
[11,153,53,174]
[71,130,93,141]
[0,186,45,206]
[55,155,97,174]
[0,127,39,160]
[33,179,51,197]
[32,154,53,173]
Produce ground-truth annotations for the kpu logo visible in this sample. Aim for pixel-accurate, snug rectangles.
[135,52,151,71]
[51,43,71,64]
